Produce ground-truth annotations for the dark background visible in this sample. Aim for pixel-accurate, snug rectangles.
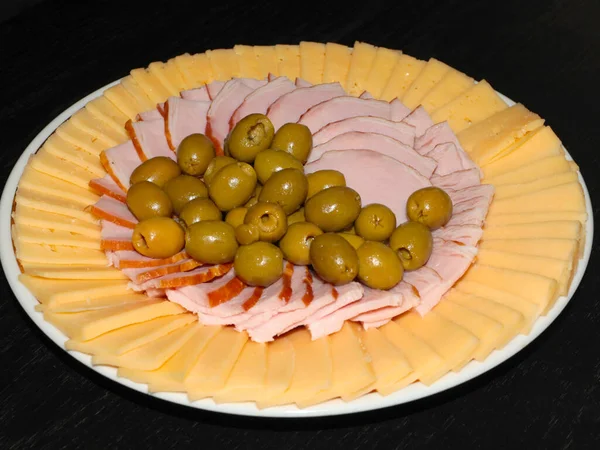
[1,0,599,448]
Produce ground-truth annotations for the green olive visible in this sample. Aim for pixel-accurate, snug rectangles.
[163,175,209,215]
[337,232,365,250]
[356,241,404,290]
[258,168,308,215]
[304,186,362,232]
[235,223,260,245]
[132,217,184,258]
[130,156,181,187]
[388,221,433,271]
[306,170,346,199]
[406,187,453,230]
[179,198,222,226]
[185,220,238,264]
[244,202,287,242]
[244,184,262,208]
[234,241,283,287]
[279,222,323,265]
[225,114,275,163]
[354,204,397,242]
[177,133,216,176]
[287,208,305,225]
[309,233,358,285]
[271,123,313,164]
[208,162,257,212]
[203,156,237,185]
[126,181,173,221]
[225,207,248,229]
[253,149,304,184]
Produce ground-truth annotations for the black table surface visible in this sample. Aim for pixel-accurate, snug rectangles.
[1,0,599,448]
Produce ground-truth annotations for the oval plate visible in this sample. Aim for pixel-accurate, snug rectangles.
[0,80,594,418]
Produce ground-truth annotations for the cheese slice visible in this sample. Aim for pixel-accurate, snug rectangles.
[464,264,558,313]
[13,224,100,250]
[275,45,301,81]
[362,47,401,98]
[380,54,426,101]
[185,327,249,401]
[15,187,96,223]
[65,314,196,355]
[485,155,574,185]
[233,45,262,80]
[484,212,587,227]
[322,43,353,86]
[55,120,108,156]
[254,336,294,408]
[493,172,579,200]
[120,75,156,111]
[130,68,172,105]
[483,220,582,240]
[401,58,451,109]
[70,109,127,146]
[22,265,126,280]
[487,183,585,215]
[173,53,205,89]
[30,147,97,189]
[44,299,185,340]
[103,84,144,121]
[395,311,479,372]
[18,165,98,206]
[38,293,148,313]
[433,300,503,361]
[207,49,241,80]
[13,204,100,238]
[44,133,105,177]
[381,320,447,385]
[299,41,326,85]
[15,240,108,266]
[213,341,267,404]
[85,96,130,133]
[430,80,508,132]
[149,59,189,94]
[419,69,475,113]
[361,327,416,396]
[345,41,378,95]
[253,46,279,77]
[454,281,539,333]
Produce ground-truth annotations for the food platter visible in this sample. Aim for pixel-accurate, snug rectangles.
[0,77,593,418]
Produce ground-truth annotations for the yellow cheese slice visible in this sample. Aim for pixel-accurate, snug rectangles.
[479,238,579,263]
[13,204,100,238]
[433,300,504,361]
[37,293,148,313]
[93,323,197,370]
[464,264,558,313]
[457,103,545,165]
[419,69,475,113]
[395,311,479,372]
[30,147,97,189]
[70,109,127,146]
[18,165,98,206]
[363,47,401,98]
[380,54,426,101]
[275,44,301,81]
[255,336,294,408]
[485,155,574,185]
[207,49,241,80]
[56,120,109,156]
[322,42,353,86]
[23,265,127,280]
[233,45,262,80]
[185,327,248,401]
[44,134,105,177]
[401,58,451,109]
[361,327,416,396]
[13,224,100,250]
[487,183,585,215]
[44,299,185,340]
[103,84,144,121]
[121,75,156,111]
[493,172,579,200]
[484,211,587,227]
[130,68,172,105]
[345,41,378,95]
[145,62,178,97]
[213,341,267,404]
[454,280,539,333]
[15,188,96,223]
[430,80,508,132]
[299,41,326,85]
[14,240,108,266]
[172,53,199,89]
[85,96,130,133]
[253,46,279,77]
[483,221,582,242]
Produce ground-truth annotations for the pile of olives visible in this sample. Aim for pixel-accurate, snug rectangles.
[126,113,453,290]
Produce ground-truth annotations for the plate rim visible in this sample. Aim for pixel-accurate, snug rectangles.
[0,79,594,419]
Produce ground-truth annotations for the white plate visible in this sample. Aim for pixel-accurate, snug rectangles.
[0,80,594,418]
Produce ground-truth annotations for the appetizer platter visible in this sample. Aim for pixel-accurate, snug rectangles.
[0,41,592,417]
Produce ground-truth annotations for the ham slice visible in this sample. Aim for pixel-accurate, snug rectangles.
[241,78,268,90]
[305,149,432,224]
[230,76,296,130]
[181,86,210,101]
[403,266,443,301]
[432,224,484,246]
[431,168,481,191]
[100,140,141,191]
[312,116,416,147]
[306,131,437,178]
[266,83,346,131]
[123,259,202,284]
[448,184,495,205]
[295,78,312,88]
[359,91,374,99]
[137,109,163,121]
[402,106,434,136]
[89,195,138,228]
[101,220,133,251]
[206,81,227,100]
[447,201,491,228]
[351,282,420,328]
[298,96,393,134]
[426,143,468,176]
[126,119,175,161]
[165,97,211,150]
[390,99,411,121]
[130,264,232,291]
[109,250,189,269]
[89,175,126,203]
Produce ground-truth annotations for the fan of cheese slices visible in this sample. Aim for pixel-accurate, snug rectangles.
[11,41,587,409]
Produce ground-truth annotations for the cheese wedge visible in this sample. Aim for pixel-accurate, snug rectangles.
[487,183,585,215]
[233,45,262,80]
[483,221,582,240]
[15,240,108,266]
[173,53,212,88]
[345,41,378,95]
[148,60,188,95]
[121,75,156,112]
[362,47,401,98]
[103,84,145,120]
[13,204,100,238]
[493,172,579,200]
[44,134,105,177]
[255,336,294,408]
[15,188,97,223]
[322,43,353,86]
[213,341,267,403]
[485,155,574,185]
[299,41,326,85]
[419,69,475,113]
[484,211,587,227]
[207,49,241,80]
[85,96,130,133]
[70,109,127,146]
[379,54,426,101]
[275,44,301,81]
[130,68,173,105]
[55,120,108,156]
[401,58,451,109]
[253,46,279,77]
[430,80,507,132]
[18,165,98,206]
[13,224,100,250]
[185,327,248,401]
[30,148,97,189]
[22,265,126,280]
[37,293,148,313]
[479,238,579,264]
